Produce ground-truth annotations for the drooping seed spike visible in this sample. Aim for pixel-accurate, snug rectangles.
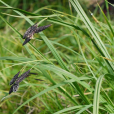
[15,69,31,84]
[23,23,38,39]
[35,24,51,33]
[10,71,20,85]
[22,23,51,45]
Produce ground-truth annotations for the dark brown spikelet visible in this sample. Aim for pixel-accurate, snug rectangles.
[9,83,19,94]
[23,23,38,39]
[22,23,51,45]
[10,71,20,85]
[22,23,37,45]
[22,38,31,46]
[9,85,13,94]
[35,24,51,33]
[15,69,31,84]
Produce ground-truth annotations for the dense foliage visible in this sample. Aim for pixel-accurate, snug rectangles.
[0,0,114,114]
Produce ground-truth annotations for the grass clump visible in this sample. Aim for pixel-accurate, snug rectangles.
[0,0,114,114]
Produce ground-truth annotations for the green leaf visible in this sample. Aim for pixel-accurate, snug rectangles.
[93,75,104,114]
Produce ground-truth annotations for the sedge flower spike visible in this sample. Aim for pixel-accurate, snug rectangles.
[9,69,31,94]
[22,23,51,45]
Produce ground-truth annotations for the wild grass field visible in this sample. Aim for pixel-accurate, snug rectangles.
[0,0,114,114]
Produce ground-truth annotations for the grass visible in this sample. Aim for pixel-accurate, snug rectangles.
[0,0,114,113]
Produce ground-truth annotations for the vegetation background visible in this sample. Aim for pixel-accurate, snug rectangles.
[0,0,114,114]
